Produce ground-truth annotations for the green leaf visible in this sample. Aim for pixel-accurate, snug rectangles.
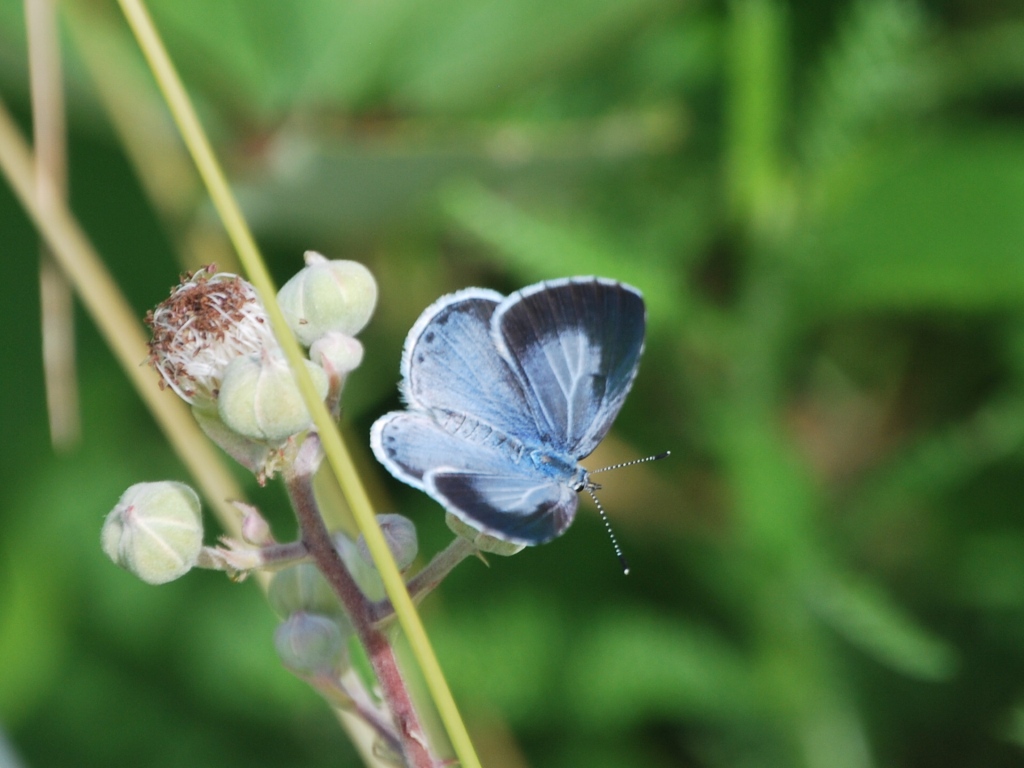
[957,534,1024,610]
[0,545,67,724]
[441,180,686,327]
[564,609,755,727]
[806,569,957,681]
[799,0,933,173]
[146,0,674,115]
[797,132,1024,312]
[387,0,673,111]
[430,591,567,726]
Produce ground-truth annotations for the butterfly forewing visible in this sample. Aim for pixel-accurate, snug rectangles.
[401,289,539,448]
[493,278,646,459]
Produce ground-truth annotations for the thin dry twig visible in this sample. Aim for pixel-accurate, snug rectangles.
[26,0,79,450]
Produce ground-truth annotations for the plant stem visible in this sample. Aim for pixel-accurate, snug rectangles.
[0,97,250,548]
[286,435,436,768]
[308,671,404,760]
[114,6,479,760]
[26,0,80,451]
[257,541,310,567]
[371,538,476,624]
[726,0,787,236]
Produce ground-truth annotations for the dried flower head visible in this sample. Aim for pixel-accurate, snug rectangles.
[146,266,276,405]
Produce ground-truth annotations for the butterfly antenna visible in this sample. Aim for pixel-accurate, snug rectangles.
[589,450,671,475]
[584,451,670,575]
[585,485,630,575]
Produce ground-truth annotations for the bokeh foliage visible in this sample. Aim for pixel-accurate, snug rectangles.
[2,0,1024,766]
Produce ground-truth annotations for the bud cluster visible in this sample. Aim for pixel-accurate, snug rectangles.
[269,562,353,675]
[102,254,528,764]
[144,254,377,480]
[266,512,418,676]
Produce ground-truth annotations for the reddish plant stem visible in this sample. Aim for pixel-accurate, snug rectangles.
[257,540,310,566]
[286,434,435,768]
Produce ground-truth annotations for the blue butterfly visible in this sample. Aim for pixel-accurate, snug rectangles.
[370,276,646,546]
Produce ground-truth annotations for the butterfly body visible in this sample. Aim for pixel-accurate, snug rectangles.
[371,277,645,546]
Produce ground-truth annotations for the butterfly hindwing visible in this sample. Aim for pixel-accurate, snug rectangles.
[426,470,578,545]
[372,412,573,544]
[371,411,524,490]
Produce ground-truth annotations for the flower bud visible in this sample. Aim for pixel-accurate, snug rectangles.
[274,612,351,676]
[191,404,292,484]
[445,513,526,557]
[309,332,364,379]
[217,351,328,442]
[101,481,204,584]
[333,533,385,600]
[268,562,344,619]
[276,252,377,346]
[236,502,273,545]
[357,514,418,571]
[192,403,275,473]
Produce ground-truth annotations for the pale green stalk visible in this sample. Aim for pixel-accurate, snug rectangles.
[0,63,393,768]
[0,97,246,542]
[726,0,789,236]
[26,0,79,450]
[113,2,481,766]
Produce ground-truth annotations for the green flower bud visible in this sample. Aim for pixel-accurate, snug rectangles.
[445,513,526,557]
[276,252,377,346]
[357,514,418,571]
[192,402,274,472]
[217,352,328,442]
[101,481,204,584]
[309,332,364,379]
[268,562,344,619]
[333,533,385,600]
[191,404,292,484]
[274,612,351,676]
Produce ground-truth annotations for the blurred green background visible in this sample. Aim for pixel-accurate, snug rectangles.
[3,0,1024,766]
